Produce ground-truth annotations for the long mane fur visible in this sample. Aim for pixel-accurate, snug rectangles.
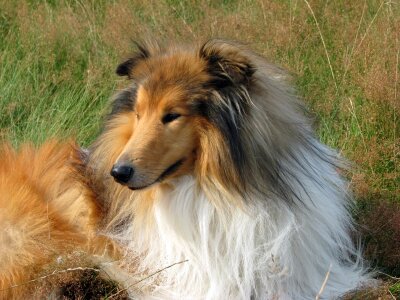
[88,39,370,299]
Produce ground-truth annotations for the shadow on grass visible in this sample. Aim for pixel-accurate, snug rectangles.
[355,195,400,278]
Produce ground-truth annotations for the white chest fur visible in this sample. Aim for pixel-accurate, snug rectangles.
[113,168,367,300]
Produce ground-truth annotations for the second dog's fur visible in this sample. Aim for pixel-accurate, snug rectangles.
[0,141,117,299]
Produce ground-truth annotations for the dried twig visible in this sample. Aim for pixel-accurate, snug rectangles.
[342,0,385,84]
[388,288,396,300]
[108,259,189,299]
[341,0,366,85]
[315,263,332,300]
[376,271,400,281]
[170,5,195,38]
[354,0,385,56]
[303,0,338,94]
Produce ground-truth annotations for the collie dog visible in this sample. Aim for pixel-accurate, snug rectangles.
[0,141,116,299]
[85,39,370,299]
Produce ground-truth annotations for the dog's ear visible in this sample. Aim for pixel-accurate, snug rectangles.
[199,39,255,87]
[116,43,151,77]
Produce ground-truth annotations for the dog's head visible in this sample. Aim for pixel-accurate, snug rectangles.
[108,40,255,193]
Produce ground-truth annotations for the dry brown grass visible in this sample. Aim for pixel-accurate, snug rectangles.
[1,252,128,299]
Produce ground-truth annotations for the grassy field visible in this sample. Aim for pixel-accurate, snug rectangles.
[0,0,399,297]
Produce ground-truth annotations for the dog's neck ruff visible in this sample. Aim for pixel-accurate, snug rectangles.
[112,150,367,300]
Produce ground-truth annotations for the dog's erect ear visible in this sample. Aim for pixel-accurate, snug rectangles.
[199,39,255,87]
[116,43,150,77]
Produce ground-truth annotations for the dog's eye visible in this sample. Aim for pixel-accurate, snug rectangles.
[162,113,181,124]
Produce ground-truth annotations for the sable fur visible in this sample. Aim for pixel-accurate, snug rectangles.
[87,39,371,299]
[0,141,117,299]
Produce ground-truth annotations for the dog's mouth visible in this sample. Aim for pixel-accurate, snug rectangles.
[128,158,184,190]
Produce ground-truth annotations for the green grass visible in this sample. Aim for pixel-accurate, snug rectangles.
[0,2,117,146]
[389,281,400,298]
[2,0,397,197]
[0,0,399,288]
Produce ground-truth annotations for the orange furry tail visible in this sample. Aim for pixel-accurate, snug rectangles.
[0,141,110,299]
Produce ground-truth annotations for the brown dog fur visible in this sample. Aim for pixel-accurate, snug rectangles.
[0,141,117,299]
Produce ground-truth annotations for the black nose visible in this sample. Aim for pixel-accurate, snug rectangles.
[110,164,134,184]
